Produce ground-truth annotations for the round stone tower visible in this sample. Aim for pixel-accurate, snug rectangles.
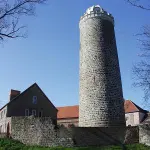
[79,5,125,127]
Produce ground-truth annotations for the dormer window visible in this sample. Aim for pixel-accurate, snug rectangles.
[32,96,37,104]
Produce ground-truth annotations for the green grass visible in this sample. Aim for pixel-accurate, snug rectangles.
[0,138,149,150]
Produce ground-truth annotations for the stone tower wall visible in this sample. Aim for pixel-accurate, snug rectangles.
[79,6,125,127]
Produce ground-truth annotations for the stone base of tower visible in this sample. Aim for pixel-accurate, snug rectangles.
[69,126,126,147]
[79,121,126,127]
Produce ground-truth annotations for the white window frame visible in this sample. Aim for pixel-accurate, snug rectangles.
[25,109,29,116]
[32,109,36,116]
[32,96,37,104]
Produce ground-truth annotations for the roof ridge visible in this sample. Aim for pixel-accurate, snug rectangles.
[57,105,79,108]
[10,83,37,101]
[35,83,57,111]
[0,83,40,111]
[126,100,148,113]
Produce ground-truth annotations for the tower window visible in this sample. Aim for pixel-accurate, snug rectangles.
[25,109,29,116]
[32,96,37,104]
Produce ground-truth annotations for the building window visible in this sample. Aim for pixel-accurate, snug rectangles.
[25,109,29,116]
[32,96,37,104]
[32,110,36,116]
[39,111,43,117]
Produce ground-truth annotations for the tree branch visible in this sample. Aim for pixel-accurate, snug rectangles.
[0,0,46,42]
[127,0,150,10]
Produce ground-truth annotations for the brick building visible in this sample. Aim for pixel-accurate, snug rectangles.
[57,100,148,127]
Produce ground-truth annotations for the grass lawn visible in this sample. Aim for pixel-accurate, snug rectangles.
[0,138,149,150]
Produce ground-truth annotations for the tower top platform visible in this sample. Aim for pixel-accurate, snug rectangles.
[80,5,114,25]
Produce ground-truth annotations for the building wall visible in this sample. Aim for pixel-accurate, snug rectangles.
[79,7,125,127]
[58,112,145,127]
[133,112,140,125]
[0,106,11,133]
[57,118,79,127]
[7,84,57,122]
[125,112,145,126]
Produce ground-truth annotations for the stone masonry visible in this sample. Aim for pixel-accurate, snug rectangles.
[79,5,126,127]
[10,116,126,147]
[139,113,150,146]
[11,116,73,147]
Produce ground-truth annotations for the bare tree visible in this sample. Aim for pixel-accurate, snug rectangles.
[126,0,150,10]
[133,26,150,106]
[0,0,46,42]
[126,0,150,106]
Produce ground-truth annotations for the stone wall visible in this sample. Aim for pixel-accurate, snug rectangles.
[11,116,148,147]
[70,127,126,147]
[57,125,126,146]
[139,124,150,146]
[10,116,127,147]
[124,126,139,144]
[11,116,73,147]
[0,133,7,138]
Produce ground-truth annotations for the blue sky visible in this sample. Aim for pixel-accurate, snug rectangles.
[0,0,149,109]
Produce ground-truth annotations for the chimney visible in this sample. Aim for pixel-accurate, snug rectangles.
[9,89,20,101]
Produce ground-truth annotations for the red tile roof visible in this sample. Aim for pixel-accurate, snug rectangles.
[124,100,138,113]
[57,100,147,119]
[57,105,79,119]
